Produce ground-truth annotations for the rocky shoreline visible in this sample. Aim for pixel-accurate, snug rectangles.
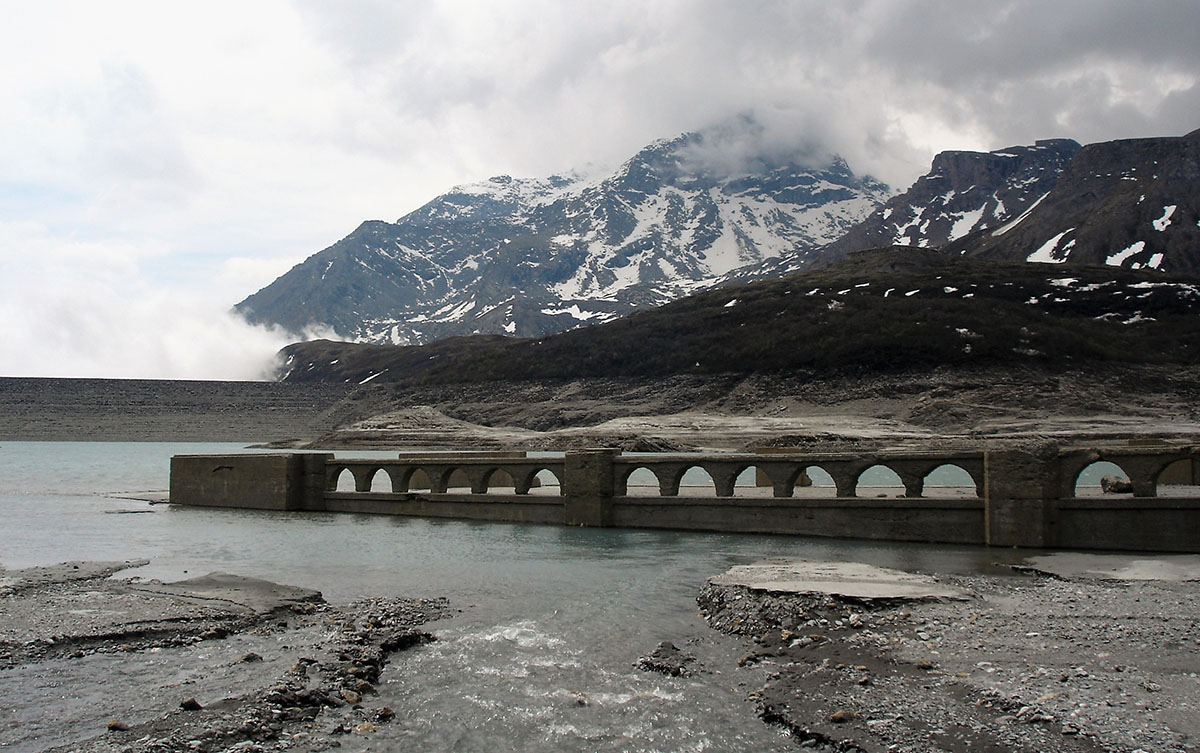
[0,562,449,753]
[694,557,1200,753]
[5,555,1197,752]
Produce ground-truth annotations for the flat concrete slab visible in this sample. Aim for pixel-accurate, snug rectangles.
[709,558,967,601]
[129,572,323,613]
[1019,553,1200,581]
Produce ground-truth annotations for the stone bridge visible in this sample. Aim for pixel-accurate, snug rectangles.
[170,443,1200,552]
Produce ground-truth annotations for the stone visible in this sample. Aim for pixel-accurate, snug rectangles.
[709,560,967,601]
[1100,475,1133,494]
[636,641,697,677]
[180,697,203,711]
[379,629,436,653]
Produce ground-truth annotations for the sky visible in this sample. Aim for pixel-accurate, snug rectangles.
[1,0,1197,380]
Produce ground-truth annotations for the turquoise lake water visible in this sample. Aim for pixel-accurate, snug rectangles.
[0,441,1059,752]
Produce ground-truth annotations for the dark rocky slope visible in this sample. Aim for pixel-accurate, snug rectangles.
[951,128,1200,272]
[276,249,1200,387]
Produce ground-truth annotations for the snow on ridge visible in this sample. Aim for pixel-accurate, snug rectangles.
[1027,228,1075,264]
[1153,205,1176,232]
[540,304,606,321]
[1107,240,1145,267]
[359,370,386,385]
[949,206,986,241]
[991,192,1049,237]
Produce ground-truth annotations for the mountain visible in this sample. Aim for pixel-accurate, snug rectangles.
[949,129,1200,272]
[235,123,890,344]
[275,248,1200,386]
[728,138,1081,281]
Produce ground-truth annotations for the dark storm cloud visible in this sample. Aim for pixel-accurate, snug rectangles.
[291,0,1197,190]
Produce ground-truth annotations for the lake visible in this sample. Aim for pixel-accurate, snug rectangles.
[1,441,1027,752]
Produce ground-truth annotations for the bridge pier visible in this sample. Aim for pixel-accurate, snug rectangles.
[984,446,1060,548]
[562,449,617,526]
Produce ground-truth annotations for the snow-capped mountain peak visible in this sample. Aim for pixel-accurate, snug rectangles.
[236,122,890,344]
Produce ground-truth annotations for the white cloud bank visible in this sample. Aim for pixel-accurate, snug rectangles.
[0,221,298,379]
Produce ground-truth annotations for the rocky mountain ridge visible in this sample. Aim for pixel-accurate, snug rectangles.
[238,125,1198,349]
[236,125,890,344]
[275,248,1200,388]
[950,128,1200,272]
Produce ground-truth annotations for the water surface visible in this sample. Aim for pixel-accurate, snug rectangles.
[0,441,1024,752]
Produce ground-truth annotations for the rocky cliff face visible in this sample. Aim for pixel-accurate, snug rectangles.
[235,125,890,344]
[732,139,1080,281]
[949,129,1200,273]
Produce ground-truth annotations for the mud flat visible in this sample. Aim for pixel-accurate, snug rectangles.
[696,556,1200,752]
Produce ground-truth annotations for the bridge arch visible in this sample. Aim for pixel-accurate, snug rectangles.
[1156,458,1198,497]
[617,466,661,496]
[524,467,562,495]
[921,463,980,498]
[440,466,470,493]
[369,468,392,493]
[730,464,769,497]
[854,464,904,498]
[330,466,356,492]
[1072,460,1133,497]
[482,467,517,494]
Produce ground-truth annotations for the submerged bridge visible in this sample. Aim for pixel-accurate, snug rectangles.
[170,444,1200,552]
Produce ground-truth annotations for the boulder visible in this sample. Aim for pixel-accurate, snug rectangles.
[1100,475,1133,494]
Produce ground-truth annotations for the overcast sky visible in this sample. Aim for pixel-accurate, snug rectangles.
[1,0,1196,379]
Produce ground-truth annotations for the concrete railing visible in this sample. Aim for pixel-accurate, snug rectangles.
[169,443,1200,552]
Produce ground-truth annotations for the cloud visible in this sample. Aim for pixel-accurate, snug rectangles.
[289,0,1200,190]
[0,221,298,379]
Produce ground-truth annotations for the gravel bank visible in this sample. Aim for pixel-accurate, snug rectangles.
[697,557,1200,752]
